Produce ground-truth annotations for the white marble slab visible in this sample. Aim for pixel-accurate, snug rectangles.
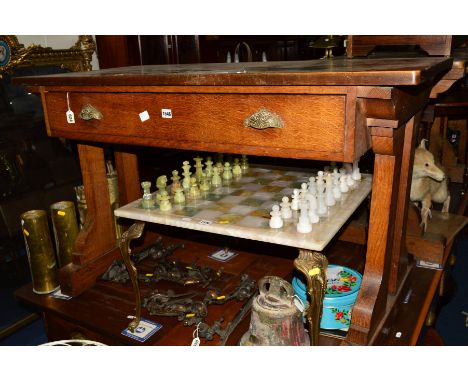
[115,166,372,251]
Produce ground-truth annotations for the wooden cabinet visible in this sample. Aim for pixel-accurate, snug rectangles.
[15,56,452,345]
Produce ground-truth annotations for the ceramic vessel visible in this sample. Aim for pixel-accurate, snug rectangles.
[292,264,362,330]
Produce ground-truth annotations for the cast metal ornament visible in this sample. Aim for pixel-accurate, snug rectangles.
[294,249,328,346]
[119,221,145,332]
[244,108,284,130]
[79,104,103,120]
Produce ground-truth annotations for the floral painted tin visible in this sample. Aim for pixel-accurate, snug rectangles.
[292,264,362,330]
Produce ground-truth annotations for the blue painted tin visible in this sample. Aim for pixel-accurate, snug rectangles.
[292,264,362,330]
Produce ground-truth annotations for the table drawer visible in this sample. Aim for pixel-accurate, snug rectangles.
[45,91,347,160]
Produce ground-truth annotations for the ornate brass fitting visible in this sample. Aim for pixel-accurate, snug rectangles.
[79,104,103,120]
[244,108,283,130]
[294,249,328,346]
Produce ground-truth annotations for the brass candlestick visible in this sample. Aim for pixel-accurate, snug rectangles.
[294,249,328,346]
[21,210,59,294]
[50,201,79,268]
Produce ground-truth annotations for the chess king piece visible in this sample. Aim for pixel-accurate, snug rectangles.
[141,181,155,209]
[280,196,293,219]
[156,175,168,204]
[211,167,222,188]
[269,205,283,229]
[159,191,172,212]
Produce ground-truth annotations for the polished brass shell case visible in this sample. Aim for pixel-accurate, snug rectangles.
[50,201,79,268]
[21,210,59,294]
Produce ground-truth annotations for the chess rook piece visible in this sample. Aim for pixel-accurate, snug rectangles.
[269,205,283,229]
[280,196,293,219]
[141,181,155,209]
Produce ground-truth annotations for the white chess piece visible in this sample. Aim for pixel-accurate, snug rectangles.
[344,163,353,175]
[317,191,327,216]
[269,205,283,229]
[352,160,362,181]
[300,183,308,201]
[307,176,317,196]
[297,204,312,233]
[291,189,300,211]
[340,174,349,193]
[332,168,342,201]
[325,173,336,207]
[306,194,319,223]
[346,173,355,188]
[280,196,293,219]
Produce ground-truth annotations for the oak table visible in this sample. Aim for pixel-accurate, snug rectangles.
[15,58,452,345]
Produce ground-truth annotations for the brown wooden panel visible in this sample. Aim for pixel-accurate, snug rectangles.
[44,91,347,160]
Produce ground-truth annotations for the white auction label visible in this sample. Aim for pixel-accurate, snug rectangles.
[66,110,75,124]
[139,110,150,122]
[161,109,172,119]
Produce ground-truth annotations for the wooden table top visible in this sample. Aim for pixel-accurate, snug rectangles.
[15,57,452,87]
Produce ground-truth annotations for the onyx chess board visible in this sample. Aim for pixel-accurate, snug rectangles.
[115,165,372,251]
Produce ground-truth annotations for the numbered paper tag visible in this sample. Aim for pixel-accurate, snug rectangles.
[66,110,75,124]
[209,248,238,262]
[51,288,72,300]
[121,318,162,342]
[161,109,172,119]
[139,110,150,122]
[191,337,200,346]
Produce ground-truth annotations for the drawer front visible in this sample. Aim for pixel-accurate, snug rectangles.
[45,92,347,160]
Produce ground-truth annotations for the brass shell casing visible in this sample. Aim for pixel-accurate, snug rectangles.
[21,210,59,294]
[50,201,79,268]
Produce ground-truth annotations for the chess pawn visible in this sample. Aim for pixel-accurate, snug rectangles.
[200,172,211,193]
[346,173,355,188]
[297,205,312,233]
[141,181,155,209]
[205,157,214,178]
[222,162,233,181]
[232,158,242,179]
[241,154,249,173]
[352,160,362,181]
[340,174,349,193]
[307,176,317,196]
[216,161,224,175]
[188,176,201,200]
[317,190,327,217]
[325,174,336,207]
[280,196,293,219]
[159,191,172,212]
[211,167,222,188]
[194,156,204,182]
[291,189,300,211]
[173,188,186,204]
[269,205,283,229]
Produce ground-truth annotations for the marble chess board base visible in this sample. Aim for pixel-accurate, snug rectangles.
[115,165,372,251]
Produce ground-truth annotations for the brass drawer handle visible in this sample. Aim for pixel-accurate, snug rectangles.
[244,108,283,130]
[79,104,103,120]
